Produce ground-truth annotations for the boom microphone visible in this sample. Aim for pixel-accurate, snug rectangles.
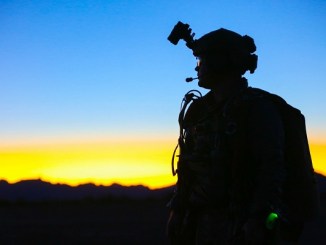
[185,77,198,82]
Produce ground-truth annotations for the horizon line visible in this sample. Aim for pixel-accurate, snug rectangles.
[2,170,325,190]
[0,178,174,190]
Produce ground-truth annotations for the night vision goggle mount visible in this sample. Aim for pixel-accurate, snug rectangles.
[167,21,196,50]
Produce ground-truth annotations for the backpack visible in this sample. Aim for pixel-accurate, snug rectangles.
[227,87,320,241]
[238,88,319,222]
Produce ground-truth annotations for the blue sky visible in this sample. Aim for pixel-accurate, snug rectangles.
[1,0,325,145]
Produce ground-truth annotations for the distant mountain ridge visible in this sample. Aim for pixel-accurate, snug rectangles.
[0,173,325,202]
[0,179,174,202]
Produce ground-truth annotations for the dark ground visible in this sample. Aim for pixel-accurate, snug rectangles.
[0,195,325,245]
[0,198,169,245]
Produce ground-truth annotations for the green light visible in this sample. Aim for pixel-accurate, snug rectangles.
[265,212,279,230]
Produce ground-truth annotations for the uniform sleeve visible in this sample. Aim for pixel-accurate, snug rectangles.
[247,97,286,219]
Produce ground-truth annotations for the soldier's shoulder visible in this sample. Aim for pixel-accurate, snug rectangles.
[239,87,298,119]
[187,90,213,110]
[243,87,286,102]
[183,91,213,125]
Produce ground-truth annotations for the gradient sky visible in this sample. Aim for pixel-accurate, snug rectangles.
[1,0,325,188]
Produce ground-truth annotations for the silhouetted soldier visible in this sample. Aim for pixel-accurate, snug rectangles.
[166,22,318,245]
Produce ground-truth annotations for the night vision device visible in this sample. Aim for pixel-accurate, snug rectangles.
[167,21,196,50]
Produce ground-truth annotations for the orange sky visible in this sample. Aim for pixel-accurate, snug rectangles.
[0,138,325,189]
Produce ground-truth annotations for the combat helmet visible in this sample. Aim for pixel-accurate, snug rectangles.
[168,22,258,76]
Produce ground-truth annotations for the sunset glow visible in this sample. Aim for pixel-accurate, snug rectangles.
[0,139,325,189]
[1,1,325,192]
[310,143,326,176]
[0,139,176,189]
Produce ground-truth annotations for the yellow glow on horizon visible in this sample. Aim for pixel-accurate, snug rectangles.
[0,139,325,189]
[0,139,177,189]
[310,143,326,176]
